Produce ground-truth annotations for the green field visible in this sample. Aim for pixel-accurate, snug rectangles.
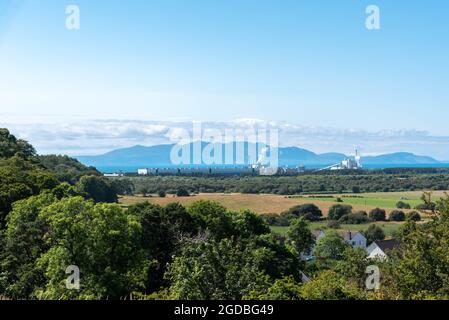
[302,190,445,209]
[271,221,405,238]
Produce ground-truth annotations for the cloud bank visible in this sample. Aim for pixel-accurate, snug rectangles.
[1,117,449,160]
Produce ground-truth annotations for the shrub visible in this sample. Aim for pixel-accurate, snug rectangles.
[415,203,436,211]
[369,208,386,221]
[158,190,166,198]
[389,210,405,222]
[396,201,411,209]
[338,211,370,224]
[406,211,421,222]
[259,213,290,226]
[280,204,323,222]
[363,224,385,245]
[176,188,190,197]
[328,205,352,221]
[327,220,341,229]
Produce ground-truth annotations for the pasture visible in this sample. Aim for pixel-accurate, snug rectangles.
[119,190,444,216]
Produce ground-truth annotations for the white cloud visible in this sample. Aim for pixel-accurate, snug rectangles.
[1,116,449,160]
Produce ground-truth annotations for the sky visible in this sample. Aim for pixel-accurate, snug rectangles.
[0,0,449,158]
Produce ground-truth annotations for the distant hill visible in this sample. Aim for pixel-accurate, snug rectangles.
[76,142,441,171]
[362,152,440,165]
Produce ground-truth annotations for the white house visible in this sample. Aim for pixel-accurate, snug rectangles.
[366,239,400,260]
[343,231,367,249]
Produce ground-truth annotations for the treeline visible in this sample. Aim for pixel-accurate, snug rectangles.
[116,172,449,196]
[0,129,119,227]
[2,189,449,300]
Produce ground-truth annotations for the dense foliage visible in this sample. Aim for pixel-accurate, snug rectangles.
[116,171,449,196]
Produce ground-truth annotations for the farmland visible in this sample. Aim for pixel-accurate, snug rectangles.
[119,190,444,216]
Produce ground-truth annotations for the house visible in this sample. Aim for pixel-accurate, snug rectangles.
[366,239,400,260]
[343,231,367,249]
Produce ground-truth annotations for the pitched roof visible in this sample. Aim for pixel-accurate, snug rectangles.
[343,231,364,241]
[374,239,401,252]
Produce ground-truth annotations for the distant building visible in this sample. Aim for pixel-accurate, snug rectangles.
[366,239,401,260]
[343,231,367,249]
[137,169,149,175]
[103,172,124,177]
[318,148,363,171]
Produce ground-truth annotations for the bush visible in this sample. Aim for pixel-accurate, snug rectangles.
[415,203,436,211]
[406,211,421,222]
[328,205,352,221]
[260,213,290,226]
[389,210,405,222]
[363,224,385,245]
[281,204,323,222]
[396,201,411,209]
[176,188,190,197]
[369,208,386,221]
[158,190,166,198]
[327,220,341,229]
[338,211,370,224]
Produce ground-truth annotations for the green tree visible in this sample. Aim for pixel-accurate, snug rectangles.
[287,218,314,256]
[300,270,365,300]
[127,202,197,292]
[0,129,35,159]
[406,211,421,222]
[0,156,58,226]
[369,208,386,221]
[245,276,303,300]
[328,204,352,221]
[0,193,56,298]
[76,175,118,203]
[187,201,234,240]
[166,238,270,300]
[176,188,190,197]
[281,204,323,222]
[396,201,411,210]
[363,224,385,245]
[382,195,449,299]
[35,197,149,299]
[313,231,349,267]
[389,210,405,222]
[36,155,101,184]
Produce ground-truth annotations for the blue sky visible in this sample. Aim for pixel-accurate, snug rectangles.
[1,0,449,157]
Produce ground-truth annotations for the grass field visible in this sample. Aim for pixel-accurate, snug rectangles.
[119,190,445,216]
[301,191,444,209]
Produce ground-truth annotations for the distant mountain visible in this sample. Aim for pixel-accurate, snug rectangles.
[362,152,440,165]
[76,142,441,171]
